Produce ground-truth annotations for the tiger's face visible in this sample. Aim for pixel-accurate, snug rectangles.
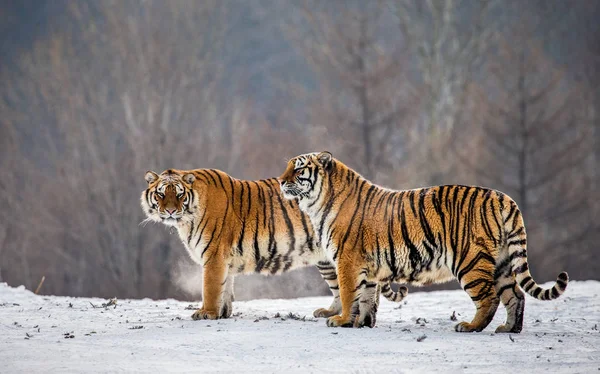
[140,170,197,227]
[278,151,333,202]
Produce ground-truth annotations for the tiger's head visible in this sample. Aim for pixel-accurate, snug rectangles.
[278,151,333,203]
[140,169,198,227]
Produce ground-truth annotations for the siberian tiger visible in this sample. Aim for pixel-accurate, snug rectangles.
[278,151,568,333]
[141,168,406,323]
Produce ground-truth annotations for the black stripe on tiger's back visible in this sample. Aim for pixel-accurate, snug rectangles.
[193,170,210,185]
[239,181,245,215]
[418,189,436,248]
[408,190,417,217]
[505,201,517,224]
[373,189,388,213]
[298,205,314,252]
[254,183,266,272]
[317,176,337,237]
[246,181,254,216]
[480,190,496,245]
[432,187,446,244]
[264,182,277,272]
[202,170,217,186]
[385,193,399,277]
[459,186,472,213]
[400,207,422,281]
[353,185,377,249]
[272,179,296,256]
[252,196,260,261]
[307,167,324,209]
[209,169,225,188]
[455,189,480,271]
[489,195,504,244]
[449,189,461,274]
[382,192,394,222]
[337,180,367,258]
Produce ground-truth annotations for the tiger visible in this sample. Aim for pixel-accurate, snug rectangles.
[140,168,406,324]
[278,151,569,333]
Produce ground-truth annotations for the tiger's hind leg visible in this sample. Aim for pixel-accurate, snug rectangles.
[313,261,342,318]
[456,263,500,332]
[354,282,379,328]
[494,274,525,333]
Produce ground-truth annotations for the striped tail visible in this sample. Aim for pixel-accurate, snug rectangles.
[381,282,408,302]
[503,200,569,301]
[518,270,569,301]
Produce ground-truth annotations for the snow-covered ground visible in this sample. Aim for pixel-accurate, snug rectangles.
[1,281,598,373]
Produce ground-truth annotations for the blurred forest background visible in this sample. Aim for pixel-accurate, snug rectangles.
[1,0,598,301]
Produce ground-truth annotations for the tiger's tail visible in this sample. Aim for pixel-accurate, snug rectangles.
[381,282,408,302]
[503,200,569,301]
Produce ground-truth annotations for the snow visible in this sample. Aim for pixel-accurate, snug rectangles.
[1,281,599,373]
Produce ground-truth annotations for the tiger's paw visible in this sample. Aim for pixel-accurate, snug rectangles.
[191,308,219,320]
[326,315,354,328]
[354,313,376,328]
[313,307,339,318]
[455,321,484,333]
[220,301,233,319]
[495,324,522,334]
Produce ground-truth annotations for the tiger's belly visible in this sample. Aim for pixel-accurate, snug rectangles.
[371,252,455,286]
[228,241,326,276]
[400,266,455,286]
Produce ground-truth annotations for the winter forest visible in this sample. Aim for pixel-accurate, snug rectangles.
[1,0,598,301]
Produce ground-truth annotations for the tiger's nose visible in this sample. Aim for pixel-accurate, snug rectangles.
[166,209,176,215]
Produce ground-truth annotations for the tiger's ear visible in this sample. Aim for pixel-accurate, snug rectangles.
[317,151,333,170]
[183,173,196,185]
[145,171,159,184]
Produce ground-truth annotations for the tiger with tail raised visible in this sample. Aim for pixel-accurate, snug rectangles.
[141,168,406,324]
[278,151,568,332]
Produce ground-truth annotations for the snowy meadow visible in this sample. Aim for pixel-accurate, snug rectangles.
[1,281,598,373]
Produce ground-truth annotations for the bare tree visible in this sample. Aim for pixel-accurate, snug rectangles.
[454,36,594,280]
[0,0,234,298]
[285,0,416,183]
[391,0,499,184]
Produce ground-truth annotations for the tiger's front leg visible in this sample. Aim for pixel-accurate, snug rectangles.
[192,253,228,321]
[326,260,366,328]
[313,261,342,318]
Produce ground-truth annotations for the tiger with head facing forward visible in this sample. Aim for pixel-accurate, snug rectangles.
[141,168,406,324]
[279,152,568,333]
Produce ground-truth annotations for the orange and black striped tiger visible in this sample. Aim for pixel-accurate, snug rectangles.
[279,152,568,332]
[141,168,406,323]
